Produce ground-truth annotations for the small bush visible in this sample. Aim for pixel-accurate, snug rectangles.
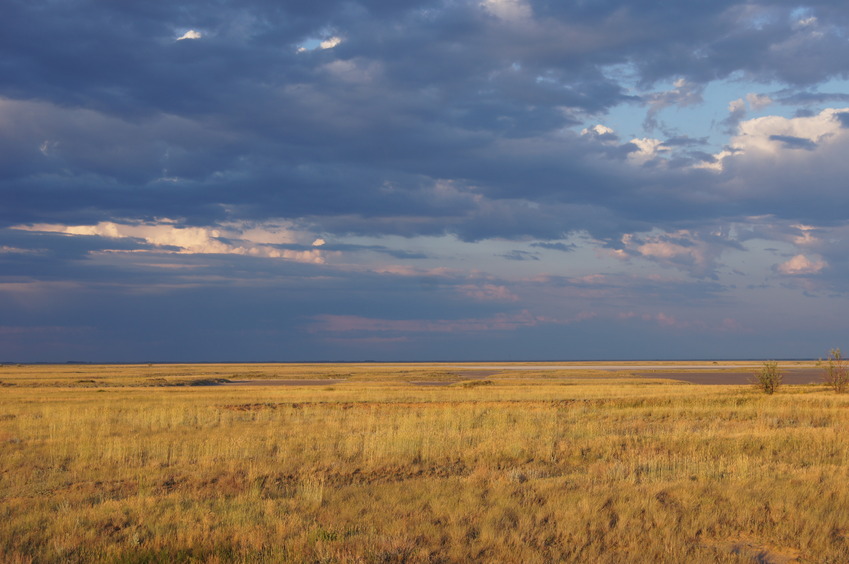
[753,361,782,394]
[823,348,848,393]
[459,379,494,388]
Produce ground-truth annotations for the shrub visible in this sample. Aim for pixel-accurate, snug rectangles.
[823,348,849,393]
[753,361,782,394]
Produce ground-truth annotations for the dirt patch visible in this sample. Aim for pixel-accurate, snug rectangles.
[702,538,802,563]
[220,402,285,411]
[639,369,823,385]
[409,380,494,387]
[224,379,347,386]
[451,370,502,379]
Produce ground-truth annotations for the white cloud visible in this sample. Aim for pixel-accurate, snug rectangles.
[296,36,343,53]
[12,220,329,264]
[699,107,849,171]
[176,30,202,41]
[582,124,614,136]
[581,124,618,145]
[627,137,668,165]
[481,0,532,22]
[320,36,342,49]
[777,254,827,275]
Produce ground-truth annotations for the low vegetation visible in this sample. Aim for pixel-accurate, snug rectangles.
[1,363,848,562]
[823,348,849,393]
[753,361,782,394]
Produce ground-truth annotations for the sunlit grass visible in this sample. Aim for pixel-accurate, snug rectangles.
[0,364,846,562]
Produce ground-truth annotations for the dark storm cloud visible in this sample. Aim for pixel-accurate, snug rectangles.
[3,1,849,244]
[6,0,849,362]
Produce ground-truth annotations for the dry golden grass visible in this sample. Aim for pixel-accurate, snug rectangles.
[1,363,847,562]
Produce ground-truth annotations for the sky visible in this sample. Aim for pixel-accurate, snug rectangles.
[3,0,849,362]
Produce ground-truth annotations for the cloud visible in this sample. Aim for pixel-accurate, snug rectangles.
[5,1,849,360]
[176,30,202,41]
[480,0,532,22]
[627,137,669,165]
[617,311,746,333]
[0,246,40,255]
[746,92,773,110]
[723,98,747,133]
[777,254,827,275]
[309,310,547,335]
[581,124,619,144]
[643,79,704,132]
[320,36,342,49]
[790,224,820,246]
[768,134,817,151]
[723,93,773,132]
[309,308,600,338]
[530,241,576,252]
[12,220,329,263]
[702,107,849,175]
[457,284,518,302]
[833,112,849,128]
[616,230,730,278]
[661,135,707,148]
[497,250,540,261]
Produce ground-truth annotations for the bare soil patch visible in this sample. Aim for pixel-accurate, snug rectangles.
[640,369,822,385]
[224,379,347,386]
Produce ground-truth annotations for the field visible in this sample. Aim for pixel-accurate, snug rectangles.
[1,362,848,562]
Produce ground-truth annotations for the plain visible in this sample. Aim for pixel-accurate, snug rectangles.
[0,362,846,563]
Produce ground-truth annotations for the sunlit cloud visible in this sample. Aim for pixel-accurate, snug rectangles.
[297,35,343,52]
[617,230,725,278]
[701,107,849,171]
[176,30,202,41]
[791,224,820,246]
[320,36,342,49]
[627,138,669,165]
[777,254,827,275]
[12,220,329,264]
[0,246,41,255]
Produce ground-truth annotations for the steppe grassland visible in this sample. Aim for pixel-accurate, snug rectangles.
[1,363,848,562]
